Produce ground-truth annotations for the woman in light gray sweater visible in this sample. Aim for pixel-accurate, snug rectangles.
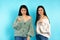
[13,5,34,40]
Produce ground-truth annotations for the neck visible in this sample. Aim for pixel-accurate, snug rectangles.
[41,15,44,18]
[22,15,27,17]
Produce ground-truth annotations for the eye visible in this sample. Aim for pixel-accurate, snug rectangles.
[40,9,42,11]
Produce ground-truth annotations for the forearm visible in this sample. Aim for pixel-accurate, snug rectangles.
[40,28,49,34]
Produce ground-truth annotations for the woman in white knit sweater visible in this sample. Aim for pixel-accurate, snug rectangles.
[35,5,51,40]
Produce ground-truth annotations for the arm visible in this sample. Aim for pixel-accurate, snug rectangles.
[13,16,21,30]
[27,19,34,37]
[39,18,50,35]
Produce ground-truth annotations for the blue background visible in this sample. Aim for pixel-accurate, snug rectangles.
[0,0,60,40]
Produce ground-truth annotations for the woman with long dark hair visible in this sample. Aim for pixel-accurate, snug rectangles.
[13,5,34,40]
[35,5,50,40]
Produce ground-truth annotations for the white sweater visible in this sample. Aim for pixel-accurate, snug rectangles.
[36,18,51,38]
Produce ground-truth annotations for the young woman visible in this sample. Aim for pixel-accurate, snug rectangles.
[35,6,50,40]
[13,5,34,40]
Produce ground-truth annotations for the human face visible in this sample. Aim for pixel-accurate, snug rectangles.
[38,7,44,16]
[21,8,27,15]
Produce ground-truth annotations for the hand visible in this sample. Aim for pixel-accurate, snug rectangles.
[27,36,30,40]
[48,32,50,36]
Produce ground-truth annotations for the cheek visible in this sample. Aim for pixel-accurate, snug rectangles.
[24,11,27,13]
[21,11,23,13]
[38,11,41,15]
[38,11,40,14]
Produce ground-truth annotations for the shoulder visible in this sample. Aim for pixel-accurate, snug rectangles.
[27,16,32,19]
[43,16,48,19]
[43,16,50,23]
[43,16,49,21]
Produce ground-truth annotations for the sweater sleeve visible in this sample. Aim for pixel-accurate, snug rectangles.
[27,19,34,37]
[39,18,50,35]
[13,16,21,30]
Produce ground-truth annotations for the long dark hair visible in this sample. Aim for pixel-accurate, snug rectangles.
[18,5,30,16]
[35,5,48,25]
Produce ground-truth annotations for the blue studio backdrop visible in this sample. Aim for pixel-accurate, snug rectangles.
[0,0,60,40]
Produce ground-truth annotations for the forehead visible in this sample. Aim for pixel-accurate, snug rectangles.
[38,7,43,10]
[21,8,26,10]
